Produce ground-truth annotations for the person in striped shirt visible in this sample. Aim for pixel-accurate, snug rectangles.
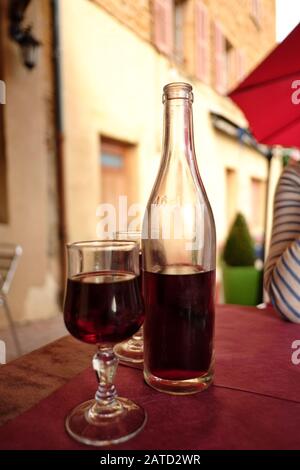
[264,160,300,323]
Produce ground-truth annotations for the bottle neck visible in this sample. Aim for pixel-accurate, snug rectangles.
[162,98,196,162]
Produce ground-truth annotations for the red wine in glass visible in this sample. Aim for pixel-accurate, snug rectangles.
[143,266,215,381]
[64,271,144,345]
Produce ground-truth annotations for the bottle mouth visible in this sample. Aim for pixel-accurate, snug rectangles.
[163,82,193,103]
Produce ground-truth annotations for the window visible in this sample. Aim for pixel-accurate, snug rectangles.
[250,0,261,27]
[153,0,173,55]
[153,0,189,62]
[195,0,209,83]
[225,168,237,228]
[173,0,186,63]
[214,24,246,93]
[250,178,266,234]
[99,137,137,228]
[225,39,235,91]
[214,25,235,94]
[225,43,246,89]
[214,21,226,94]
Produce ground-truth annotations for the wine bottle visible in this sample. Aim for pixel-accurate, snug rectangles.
[142,83,216,394]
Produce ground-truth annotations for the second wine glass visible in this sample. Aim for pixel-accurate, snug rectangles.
[113,231,144,367]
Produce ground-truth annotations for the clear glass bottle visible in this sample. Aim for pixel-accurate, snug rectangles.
[142,82,216,395]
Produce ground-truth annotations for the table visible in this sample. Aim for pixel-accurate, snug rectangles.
[0,305,300,449]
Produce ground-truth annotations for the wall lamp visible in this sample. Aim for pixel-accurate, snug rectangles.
[8,0,41,70]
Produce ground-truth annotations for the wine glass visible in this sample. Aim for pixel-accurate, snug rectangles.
[113,231,144,367]
[63,240,146,446]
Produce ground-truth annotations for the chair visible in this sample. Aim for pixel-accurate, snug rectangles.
[0,244,22,355]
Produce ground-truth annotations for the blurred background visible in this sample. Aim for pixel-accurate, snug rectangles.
[0,0,299,360]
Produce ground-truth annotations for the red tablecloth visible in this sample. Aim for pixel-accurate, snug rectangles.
[215,305,300,402]
[0,305,299,450]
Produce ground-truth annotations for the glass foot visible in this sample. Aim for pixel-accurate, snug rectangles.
[114,339,144,368]
[66,397,147,446]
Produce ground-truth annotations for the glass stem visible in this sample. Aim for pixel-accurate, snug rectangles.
[93,346,119,409]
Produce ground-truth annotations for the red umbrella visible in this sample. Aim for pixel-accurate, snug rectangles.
[229,22,300,147]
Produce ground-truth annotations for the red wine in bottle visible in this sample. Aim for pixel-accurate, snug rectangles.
[143,266,215,381]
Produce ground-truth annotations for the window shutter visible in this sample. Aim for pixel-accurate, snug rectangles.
[153,0,173,55]
[214,21,226,94]
[195,0,209,83]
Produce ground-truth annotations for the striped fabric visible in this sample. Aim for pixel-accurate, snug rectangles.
[264,162,300,323]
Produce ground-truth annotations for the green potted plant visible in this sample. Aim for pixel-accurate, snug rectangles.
[222,213,263,306]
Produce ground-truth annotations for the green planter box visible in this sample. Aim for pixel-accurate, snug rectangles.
[222,264,263,306]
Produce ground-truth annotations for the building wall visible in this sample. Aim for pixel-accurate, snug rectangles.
[0,0,59,326]
[89,0,276,72]
[90,0,152,42]
[207,0,276,68]
[89,0,276,86]
[0,0,280,326]
[60,0,280,247]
